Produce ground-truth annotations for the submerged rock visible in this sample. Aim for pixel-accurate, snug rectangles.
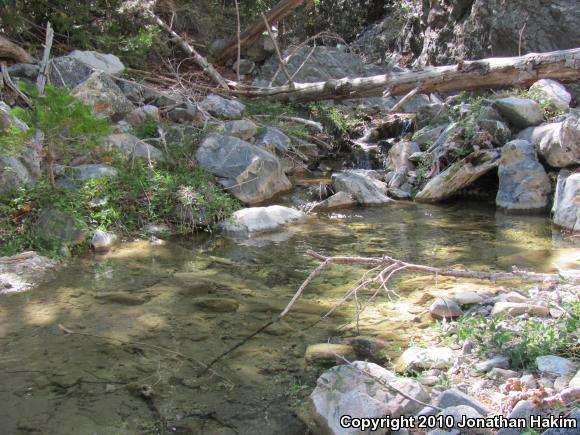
[496,140,551,212]
[332,170,392,206]
[91,229,119,252]
[221,205,306,235]
[194,297,240,313]
[196,134,292,204]
[494,97,543,129]
[552,170,580,232]
[415,149,500,203]
[311,191,357,211]
[517,115,580,167]
[310,361,428,434]
[305,343,356,365]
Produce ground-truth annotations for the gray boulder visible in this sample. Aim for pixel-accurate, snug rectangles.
[496,140,551,212]
[33,209,88,245]
[415,150,500,203]
[436,388,490,416]
[387,141,420,171]
[0,157,33,193]
[494,97,544,129]
[67,50,125,75]
[195,134,292,204]
[312,191,357,211]
[199,95,245,120]
[553,170,580,232]
[49,56,94,88]
[310,361,429,435]
[167,104,201,125]
[478,119,511,146]
[220,206,306,235]
[220,120,258,141]
[332,170,392,206]
[71,71,134,120]
[437,406,486,435]
[475,356,510,372]
[104,133,165,162]
[536,356,577,377]
[413,124,449,149]
[430,298,463,319]
[255,127,291,153]
[91,229,119,252]
[124,105,160,127]
[497,400,545,435]
[517,116,580,167]
[530,79,572,112]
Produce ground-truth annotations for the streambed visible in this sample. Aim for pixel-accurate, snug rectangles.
[0,202,577,434]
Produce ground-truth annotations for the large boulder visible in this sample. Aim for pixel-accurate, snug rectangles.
[220,206,306,235]
[530,79,572,112]
[310,361,429,435]
[104,133,165,162]
[67,50,125,75]
[220,120,258,141]
[33,209,88,246]
[496,140,551,212]
[196,134,292,204]
[415,149,500,203]
[387,141,420,171]
[199,95,245,120]
[332,170,392,206]
[255,127,291,154]
[552,170,580,232]
[71,71,134,120]
[517,116,580,168]
[396,347,455,371]
[493,98,544,129]
[49,56,94,88]
[0,157,33,193]
[312,191,357,212]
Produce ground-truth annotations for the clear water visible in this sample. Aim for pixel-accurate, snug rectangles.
[0,202,578,434]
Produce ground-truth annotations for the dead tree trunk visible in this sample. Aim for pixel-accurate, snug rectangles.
[216,0,305,63]
[232,48,580,102]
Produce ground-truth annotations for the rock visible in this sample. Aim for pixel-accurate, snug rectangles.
[542,409,580,435]
[105,133,165,162]
[33,209,88,245]
[388,187,412,200]
[570,370,580,388]
[208,38,228,56]
[475,356,510,372]
[115,79,175,106]
[332,170,392,206]
[536,356,577,377]
[56,164,118,186]
[67,50,125,75]
[305,343,356,364]
[452,292,483,305]
[552,170,580,232]
[91,229,118,252]
[494,97,544,128]
[0,157,33,193]
[437,406,486,435]
[220,206,306,235]
[310,361,429,434]
[520,374,538,389]
[430,298,463,319]
[49,56,95,88]
[413,124,449,149]
[196,134,291,204]
[199,95,245,120]
[489,368,519,381]
[396,347,454,371]
[94,292,146,305]
[436,388,490,416]
[232,59,255,75]
[497,400,544,435]
[554,376,572,392]
[348,336,389,361]
[495,291,529,303]
[71,71,134,120]
[124,105,160,127]
[496,140,551,212]
[387,167,409,189]
[194,297,240,313]
[220,120,258,141]
[491,302,550,317]
[255,127,291,154]
[0,101,29,132]
[387,141,420,171]
[415,150,500,203]
[0,251,59,294]
[311,192,357,211]
[7,63,40,82]
[167,104,202,124]
[517,116,580,167]
[530,79,572,112]
[478,119,511,146]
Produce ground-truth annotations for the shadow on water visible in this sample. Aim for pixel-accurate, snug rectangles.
[0,202,578,434]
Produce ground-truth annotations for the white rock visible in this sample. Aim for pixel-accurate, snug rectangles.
[312,191,357,211]
[396,347,454,371]
[91,229,118,252]
[570,369,580,388]
[536,356,577,377]
[220,206,306,235]
[530,79,572,112]
[491,302,549,317]
[68,50,125,75]
[452,292,484,305]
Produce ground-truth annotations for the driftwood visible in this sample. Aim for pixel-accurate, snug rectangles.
[216,0,305,63]
[0,35,34,64]
[230,48,580,102]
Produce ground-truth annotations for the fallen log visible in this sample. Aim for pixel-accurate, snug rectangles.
[215,0,305,63]
[0,35,34,64]
[231,48,580,102]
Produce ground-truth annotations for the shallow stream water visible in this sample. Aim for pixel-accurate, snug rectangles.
[1,202,578,434]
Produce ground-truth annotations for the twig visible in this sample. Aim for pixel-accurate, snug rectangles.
[518,22,527,57]
[261,13,293,86]
[389,86,421,113]
[1,62,32,106]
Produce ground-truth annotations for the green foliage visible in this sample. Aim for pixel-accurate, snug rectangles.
[0,159,239,257]
[453,305,580,370]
